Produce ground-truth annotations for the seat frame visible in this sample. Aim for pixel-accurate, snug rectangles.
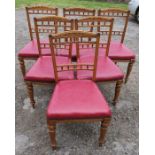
[98,8,135,83]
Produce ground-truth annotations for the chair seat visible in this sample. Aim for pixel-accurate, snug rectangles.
[77,55,124,81]
[108,41,136,60]
[77,41,135,60]
[47,80,111,119]
[18,39,50,58]
[24,56,74,82]
[18,39,76,58]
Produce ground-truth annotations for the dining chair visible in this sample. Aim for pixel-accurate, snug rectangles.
[98,8,136,83]
[18,6,58,76]
[75,17,124,105]
[47,30,112,150]
[24,17,74,108]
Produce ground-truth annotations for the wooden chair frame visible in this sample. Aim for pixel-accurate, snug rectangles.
[63,7,96,29]
[98,8,135,83]
[18,6,58,77]
[26,6,58,40]
[75,16,114,57]
[47,31,111,149]
[75,17,123,104]
[24,17,74,108]
[49,30,100,82]
[34,16,74,57]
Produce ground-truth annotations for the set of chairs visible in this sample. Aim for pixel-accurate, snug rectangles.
[18,6,136,150]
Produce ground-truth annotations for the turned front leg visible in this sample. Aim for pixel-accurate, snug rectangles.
[25,81,35,108]
[47,120,57,150]
[113,80,123,105]
[99,117,111,146]
[125,60,134,84]
[18,57,26,77]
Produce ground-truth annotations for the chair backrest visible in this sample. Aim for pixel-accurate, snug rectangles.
[49,30,100,82]
[34,16,74,56]
[26,6,58,40]
[98,8,130,43]
[63,7,95,19]
[75,16,114,56]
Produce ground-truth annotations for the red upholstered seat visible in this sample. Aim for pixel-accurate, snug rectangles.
[77,55,124,81]
[47,80,111,119]
[24,56,74,82]
[18,39,50,58]
[108,41,136,60]
[18,39,77,58]
[76,41,135,60]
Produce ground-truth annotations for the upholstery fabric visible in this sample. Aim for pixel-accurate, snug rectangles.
[24,56,74,82]
[77,55,124,81]
[47,80,111,119]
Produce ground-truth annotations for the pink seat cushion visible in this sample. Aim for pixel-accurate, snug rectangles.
[18,39,77,58]
[24,56,74,82]
[77,56,124,81]
[108,41,136,60]
[77,41,135,60]
[47,80,111,119]
[18,39,50,57]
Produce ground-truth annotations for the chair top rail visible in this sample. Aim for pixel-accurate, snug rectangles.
[34,16,73,22]
[63,7,95,12]
[49,30,100,39]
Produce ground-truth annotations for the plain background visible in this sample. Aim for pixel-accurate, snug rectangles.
[0,0,154,154]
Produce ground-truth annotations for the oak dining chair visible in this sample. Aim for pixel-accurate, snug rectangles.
[24,17,74,108]
[18,6,58,76]
[46,30,112,150]
[75,17,124,105]
[98,8,135,83]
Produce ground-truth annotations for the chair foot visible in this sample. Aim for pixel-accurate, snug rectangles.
[114,61,117,65]
[25,82,36,108]
[99,117,111,146]
[124,60,134,84]
[47,120,57,150]
[99,143,102,147]
[113,80,123,105]
[52,145,57,150]
[18,57,26,77]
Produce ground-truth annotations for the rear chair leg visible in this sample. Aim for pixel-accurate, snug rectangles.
[99,117,111,146]
[113,80,123,105]
[125,60,134,84]
[47,120,57,150]
[25,82,35,108]
[18,57,26,77]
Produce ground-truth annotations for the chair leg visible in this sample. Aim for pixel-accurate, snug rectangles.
[18,57,26,77]
[113,80,123,105]
[125,60,134,84]
[99,117,111,146]
[25,82,35,108]
[47,120,57,150]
